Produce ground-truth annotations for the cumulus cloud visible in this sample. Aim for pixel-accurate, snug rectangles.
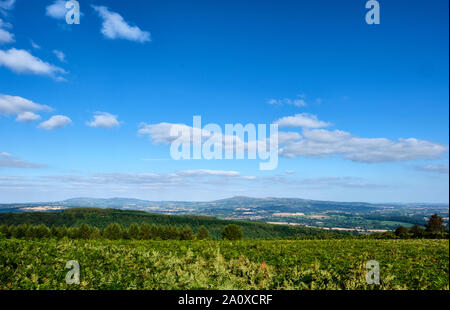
[53,49,66,62]
[275,113,331,128]
[86,112,120,129]
[0,94,51,122]
[139,114,448,164]
[138,121,268,157]
[92,5,151,43]
[280,128,449,163]
[416,164,449,174]
[45,0,68,20]
[0,18,14,44]
[38,115,72,130]
[0,48,67,80]
[139,122,199,144]
[0,152,47,169]
[16,111,41,123]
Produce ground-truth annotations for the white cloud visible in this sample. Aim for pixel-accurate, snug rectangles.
[139,122,197,144]
[92,5,151,43]
[139,115,448,164]
[138,122,254,155]
[86,112,120,129]
[0,152,47,169]
[416,164,449,174]
[280,128,449,163]
[268,98,307,107]
[278,131,302,145]
[38,115,72,130]
[30,40,40,49]
[53,49,66,62]
[0,18,14,44]
[0,48,67,79]
[0,94,51,122]
[16,111,41,123]
[45,0,67,20]
[274,113,331,128]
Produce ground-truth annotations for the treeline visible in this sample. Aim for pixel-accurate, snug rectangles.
[0,208,348,239]
[0,223,212,240]
[368,214,449,239]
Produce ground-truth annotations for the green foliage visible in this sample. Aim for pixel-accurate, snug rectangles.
[180,226,194,240]
[196,226,210,240]
[140,223,152,240]
[127,223,140,240]
[104,223,123,240]
[222,224,243,240]
[0,208,348,240]
[409,224,425,238]
[426,214,445,233]
[0,239,447,290]
[394,226,410,238]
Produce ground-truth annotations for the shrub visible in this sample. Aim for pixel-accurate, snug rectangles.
[104,223,123,240]
[222,224,243,240]
[197,226,210,240]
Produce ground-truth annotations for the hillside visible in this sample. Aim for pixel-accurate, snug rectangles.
[0,208,348,239]
[1,239,448,289]
[1,196,447,231]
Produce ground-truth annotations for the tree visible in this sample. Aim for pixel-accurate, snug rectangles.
[104,223,123,240]
[127,223,140,240]
[35,224,51,238]
[11,224,28,239]
[409,224,425,238]
[57,225,69,239]
[425,214,445,233]
[0,225,9,238]
[77,224,93,239]
[394,226,409,238]
[180,226,194,240]
[221,224,243,240]
[196,226,210,240]
[140,223,152,240]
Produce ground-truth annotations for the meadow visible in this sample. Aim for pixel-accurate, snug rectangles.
[0,238,448,290]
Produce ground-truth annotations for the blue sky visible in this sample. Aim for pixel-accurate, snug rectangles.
[0,0,448,203]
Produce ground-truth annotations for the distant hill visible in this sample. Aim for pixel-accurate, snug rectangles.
[1,196,447,231]
[0,208,348,239]
[0,196,392,212]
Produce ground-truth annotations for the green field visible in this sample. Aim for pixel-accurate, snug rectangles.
[1,238,448,290]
